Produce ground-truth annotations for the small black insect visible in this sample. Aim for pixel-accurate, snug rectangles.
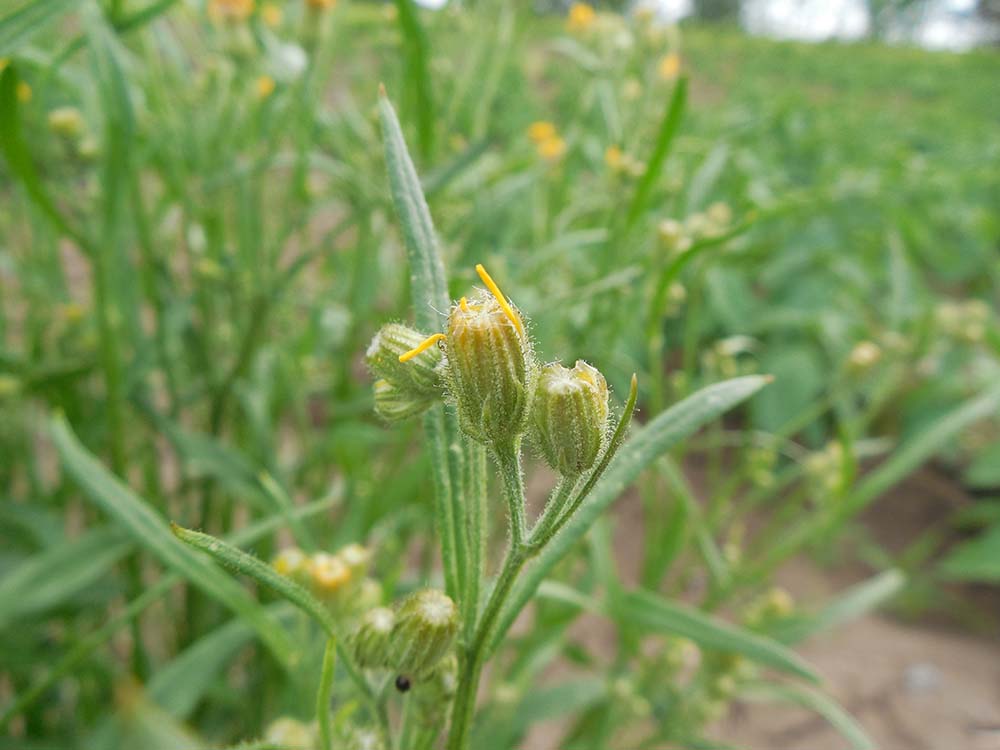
[395,675,411,693]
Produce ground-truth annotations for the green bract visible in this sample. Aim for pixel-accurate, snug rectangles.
[388,589,459,678]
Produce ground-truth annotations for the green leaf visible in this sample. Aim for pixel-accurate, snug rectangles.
[742,682,874,750]
[939,525,1000,582]
[378,90,448,330]
[495,375,770,648]
[170,525,376,709]
[844,384,1000,518]
[615,589,818,682]
[772,569,905,644]
[0,67,87,247]
[49,415,297,667]
[393,0,435,159]
[1,499,337,730]
[623,77,687,232]
[0,0,82,56]
[0,525,131,630]
[514,678,606,727]
[170,524,339,638]
[964,439,1000,489]
[148,604,294,720]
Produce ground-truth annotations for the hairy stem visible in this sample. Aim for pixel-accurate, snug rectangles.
[492,439,527,548]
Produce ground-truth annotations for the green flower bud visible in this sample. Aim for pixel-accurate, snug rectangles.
[444,266,536,446]
[271,546,310,587]
[411,652,458,727]
[263,717,314,749]
[373,379,433,422]
[366,323,444,398]
[388,589,458,677]
[351,607,395,669]
[531,360,609,476]
[343,727,385,750]
[338,543,372,579]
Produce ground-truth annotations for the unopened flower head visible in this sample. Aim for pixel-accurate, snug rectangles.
[272,546,308,579]
[48,107,85,139]
[532,360,609,476]
[411,652,458,726]
[367,323,444,398]
[255,75,276,99]
[388,589,458,677]
[264,717,314,749]
[373,379,434,422]
[309,552,352,603]
[527,121,557,144]
[338,543,372,579]
[351,607,395,669]
[658,52,681,80]
[444,266,536,445]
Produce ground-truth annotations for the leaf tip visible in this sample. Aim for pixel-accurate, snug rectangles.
[378,82,387,98]
[763,373,776,384]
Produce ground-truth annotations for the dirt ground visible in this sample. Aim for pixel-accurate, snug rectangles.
[524,464,1000,750]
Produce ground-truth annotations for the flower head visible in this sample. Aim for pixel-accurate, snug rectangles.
[567,2,596,33]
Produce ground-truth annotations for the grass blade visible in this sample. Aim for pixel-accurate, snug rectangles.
[393,0,435,160]
[378,89,448,328]
[623,77,687,233]
[615,589,818,682]
[0,0,82,56]
[49,415,297,667]
[0,526,131,630]
[743,682,874,749]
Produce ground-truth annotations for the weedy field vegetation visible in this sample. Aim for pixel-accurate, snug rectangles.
[0,1,998,749]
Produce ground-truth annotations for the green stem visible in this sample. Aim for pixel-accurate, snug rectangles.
[525,477,576,553]
[446,545,528,750]
[316,638,337,750]
[492,440,526,548]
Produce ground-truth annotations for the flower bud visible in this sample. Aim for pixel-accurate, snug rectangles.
[48,107,85,139]
[264,717,314,749]
[344,727,385,750]
[338,543,372,579]
[388,589,458,677]
[271,546,310,586]
[351,607,395,669]
[532,360,609,476]
[445,283,536,446]
[411,652,458,727]
[309,552,352,608]
[367,323,444,398]
[373,379,433,422]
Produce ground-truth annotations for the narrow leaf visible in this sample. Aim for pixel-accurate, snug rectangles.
[49,415,296,666]
[624,77,687,232]
[0,525,131,629]
[0,0,82,56]
[616,589,818,682]
[170,524,338,638]
[743,682,874,750]
[378,89,448,329]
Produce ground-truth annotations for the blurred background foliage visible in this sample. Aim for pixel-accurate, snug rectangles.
[0,0,998,747]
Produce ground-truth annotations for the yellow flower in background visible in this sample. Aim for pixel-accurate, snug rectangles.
[536,135,567,163]
[261,2,282,26]
[16,81,31,102]
[48,107,85,138]
[605,145,624,171]
[659,52,682,80]
[527,120,557,144]
[306,0,336,11]
[255,74,276,99]
[0,58,8,73]
[209,0,255,23]
[567,2,596,33]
